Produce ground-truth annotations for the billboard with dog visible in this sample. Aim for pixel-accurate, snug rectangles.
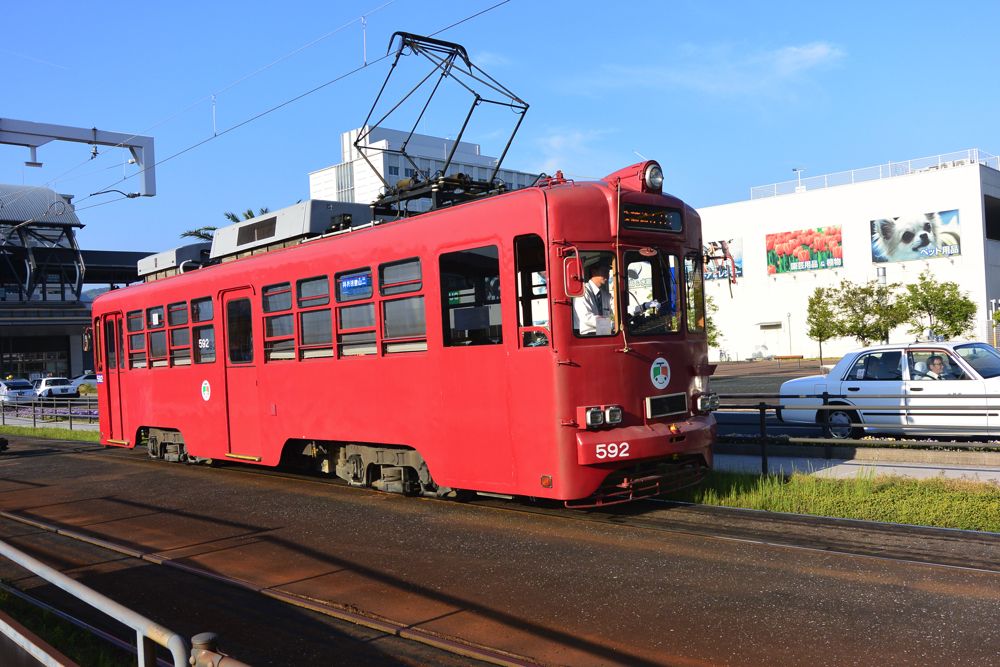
[765,226,843,275]
[870,209,960,263]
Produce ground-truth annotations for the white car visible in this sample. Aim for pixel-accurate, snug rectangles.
[0,379,36,404]
[70,372,99,392]
[779,341,1000,439]
[32,377,77,398]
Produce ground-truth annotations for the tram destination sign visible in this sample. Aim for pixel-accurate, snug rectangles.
[621,205,683,233]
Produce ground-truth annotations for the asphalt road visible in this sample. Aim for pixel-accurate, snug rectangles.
[0,437,995,666]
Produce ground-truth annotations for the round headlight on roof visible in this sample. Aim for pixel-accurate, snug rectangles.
[643,162,664,192]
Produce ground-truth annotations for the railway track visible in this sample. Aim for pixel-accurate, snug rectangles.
[2,439,997,666]
[0,508,533,667]
[100,445,1000,573]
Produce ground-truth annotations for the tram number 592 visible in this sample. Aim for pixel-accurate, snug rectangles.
[595,442,630,459]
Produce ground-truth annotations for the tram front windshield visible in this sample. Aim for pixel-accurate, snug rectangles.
[624,249,681,336]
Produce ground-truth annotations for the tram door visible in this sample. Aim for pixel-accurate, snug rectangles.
[222,288,263,460]
[102,313,126,442]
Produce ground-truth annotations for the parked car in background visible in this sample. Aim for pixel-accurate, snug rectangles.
[70,372,98,392]
[779,341,1000,439]
[32,377,77,398]
[0,379,36,403]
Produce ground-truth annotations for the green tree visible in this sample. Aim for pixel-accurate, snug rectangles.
[705,295,720,348]
[833,279,906,345]
[180,207,269,241]
[806,287,840,364]
[900,270,976,339]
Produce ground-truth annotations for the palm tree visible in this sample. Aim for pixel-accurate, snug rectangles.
[180,207,269,241]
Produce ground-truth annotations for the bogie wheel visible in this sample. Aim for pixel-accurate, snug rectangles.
[825,407,862,440]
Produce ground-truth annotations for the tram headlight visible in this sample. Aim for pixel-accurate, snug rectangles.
[604,405,623,425]
[643,162,664,193]
[585,407,605,428]
[696,393,720,412]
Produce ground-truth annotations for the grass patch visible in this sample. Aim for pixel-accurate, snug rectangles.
[0,585,133,666]
[665,470,1000,532]
[0,425,100,443]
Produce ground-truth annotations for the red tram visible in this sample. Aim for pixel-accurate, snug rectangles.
[91,160,717,506]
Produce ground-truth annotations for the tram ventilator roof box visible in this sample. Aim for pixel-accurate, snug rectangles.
[209,200,374,261]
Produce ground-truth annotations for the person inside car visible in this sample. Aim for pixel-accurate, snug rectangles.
[925,355,949,380]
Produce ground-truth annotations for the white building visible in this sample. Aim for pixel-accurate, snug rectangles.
[309,127,539,206]
[698,149,1000,362]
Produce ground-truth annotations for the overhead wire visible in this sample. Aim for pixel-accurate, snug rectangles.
[1,0,401,211]
[79,0,512,210]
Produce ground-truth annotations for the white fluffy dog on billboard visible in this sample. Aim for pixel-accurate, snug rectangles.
[871,212,957,262]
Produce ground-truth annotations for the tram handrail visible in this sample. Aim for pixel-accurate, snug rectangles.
[0,538,188,667]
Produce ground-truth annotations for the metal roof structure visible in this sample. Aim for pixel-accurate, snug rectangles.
[0,184,81,226]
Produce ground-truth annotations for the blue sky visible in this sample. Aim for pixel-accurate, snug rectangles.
[3,1,998,255]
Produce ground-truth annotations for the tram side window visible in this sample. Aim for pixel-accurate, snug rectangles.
[127,310,143,332]
[167,302,188,326]
[298,276,333,359]
[191,297,213,322]
[104,320,117,368]
[149,330,168,367]
[167,301,190,366]
[129,332,147,368]
[226,299,253,363]
[684,254,706,333]
[381,258,426,354]
[440,246,502,346]
[170,327,191,366]
[263,282,294,361]
[93,318,102,372]
[336,270,375,357]
[147,306,165,330]
[193,325,216,363]
[514,234,548,347]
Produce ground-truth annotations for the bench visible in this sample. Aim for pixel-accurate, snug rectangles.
[774,355,804,360]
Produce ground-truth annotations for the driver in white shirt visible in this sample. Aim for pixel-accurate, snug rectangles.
[574,263,614,335]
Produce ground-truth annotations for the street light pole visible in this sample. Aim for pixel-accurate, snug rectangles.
[787,312,792,355]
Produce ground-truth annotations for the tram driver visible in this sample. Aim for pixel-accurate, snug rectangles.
[574,263,614,335]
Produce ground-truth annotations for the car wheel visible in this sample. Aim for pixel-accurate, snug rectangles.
[825,408,861,439]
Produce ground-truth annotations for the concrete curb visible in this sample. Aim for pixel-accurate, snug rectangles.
[714,442,1000,466]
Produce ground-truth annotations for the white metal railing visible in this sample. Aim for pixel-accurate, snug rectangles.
[750,148,1000,199]
[0,540,189,666]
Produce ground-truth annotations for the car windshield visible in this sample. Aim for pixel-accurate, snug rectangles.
[47,378,70,386]
[954,343,1000,379]
[623,249,680,336]
[3,381,32,390]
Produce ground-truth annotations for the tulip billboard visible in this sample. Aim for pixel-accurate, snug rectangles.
[766,226,843,275]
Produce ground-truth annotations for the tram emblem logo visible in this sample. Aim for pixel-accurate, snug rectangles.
[201,380,211,401]
[650,358,670,390]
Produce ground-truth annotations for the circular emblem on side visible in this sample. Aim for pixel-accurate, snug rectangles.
[201,380,211,401]
[650,357,670,390]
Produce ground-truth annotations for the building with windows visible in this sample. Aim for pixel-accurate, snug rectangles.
[308,127,539,207]
[0,184,149,378]
[698,149,1000,362]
